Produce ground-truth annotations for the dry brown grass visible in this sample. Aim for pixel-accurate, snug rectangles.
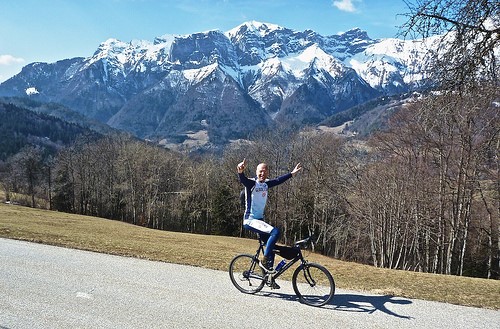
[1,201,499,310]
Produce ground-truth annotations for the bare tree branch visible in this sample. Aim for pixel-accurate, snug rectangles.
[401,0,499,88]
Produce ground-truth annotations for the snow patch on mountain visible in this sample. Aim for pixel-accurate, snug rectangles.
[260,57,283,77]
[183,63,218,84]
[82,37,177,79]
[347,37,433,89]
[298,44,345,77]
[225,20,283,39]
[25,87,39,95]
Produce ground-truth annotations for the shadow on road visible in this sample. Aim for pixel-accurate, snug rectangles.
[332,293,413,319]
[259,291,413,319]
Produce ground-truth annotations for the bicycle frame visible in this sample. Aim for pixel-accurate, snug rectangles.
[253,236,307,281]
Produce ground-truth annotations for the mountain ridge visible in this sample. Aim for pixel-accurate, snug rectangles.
[0,21,434,150]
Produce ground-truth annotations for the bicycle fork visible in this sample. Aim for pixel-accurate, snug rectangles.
[302,265,317,287]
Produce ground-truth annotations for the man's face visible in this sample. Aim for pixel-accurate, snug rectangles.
[256,163,268,182]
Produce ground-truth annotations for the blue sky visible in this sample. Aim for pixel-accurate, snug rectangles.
[0,0,410,82]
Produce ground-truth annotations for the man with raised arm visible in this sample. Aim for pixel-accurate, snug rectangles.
[237,158,302,274]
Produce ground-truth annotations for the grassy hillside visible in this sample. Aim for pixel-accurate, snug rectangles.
[0,201,499,310]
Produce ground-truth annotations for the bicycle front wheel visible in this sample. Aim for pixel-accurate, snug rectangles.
[229,254,265,294]
[292,263,335,306]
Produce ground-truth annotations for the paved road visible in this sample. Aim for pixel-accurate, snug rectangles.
[1,238,498,329]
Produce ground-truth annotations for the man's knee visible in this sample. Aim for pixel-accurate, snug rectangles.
[270,227,280,238]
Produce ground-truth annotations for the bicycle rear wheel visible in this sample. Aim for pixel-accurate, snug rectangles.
[292,263,335,306]
[229,254,265,294]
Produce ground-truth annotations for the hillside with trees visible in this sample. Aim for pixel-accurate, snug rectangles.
[0,101,99,161]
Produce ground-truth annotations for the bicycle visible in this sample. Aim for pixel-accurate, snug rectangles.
[228,235,335,307]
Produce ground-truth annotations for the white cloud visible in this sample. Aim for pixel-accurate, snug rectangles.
[0,55,26,82]
[0,54,25,66]
[332,0,358,13]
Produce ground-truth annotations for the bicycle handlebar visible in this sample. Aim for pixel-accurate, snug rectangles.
[294,235,316,248]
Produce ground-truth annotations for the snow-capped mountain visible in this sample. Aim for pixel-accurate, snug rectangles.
[0,21,433,149]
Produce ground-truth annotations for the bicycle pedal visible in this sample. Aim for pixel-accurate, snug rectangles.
[266,280,281,290]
